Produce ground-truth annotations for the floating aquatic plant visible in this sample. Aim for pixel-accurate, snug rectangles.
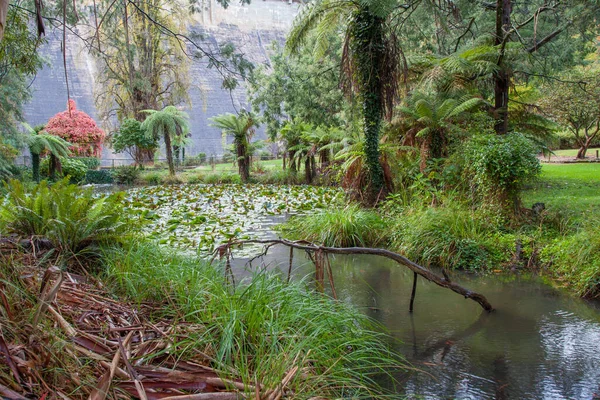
[123,184,344,256]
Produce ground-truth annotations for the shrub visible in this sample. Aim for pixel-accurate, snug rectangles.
[463,133,541,212]
[85,169,114,184]
[278,204,387,247]
[40,156,87,183]
[112,118,157,161]
[113,165,140,185]
[182,153,206,166]
[73,157,101,170]
[0,179,134,261]
[45,99,105,157]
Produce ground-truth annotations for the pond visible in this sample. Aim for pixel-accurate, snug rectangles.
[122,184,600,399]
[233,246,600,399]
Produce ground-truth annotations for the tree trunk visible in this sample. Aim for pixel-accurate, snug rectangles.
[164,133,175,176]
[320,149,330,169]
[493,0,511,135]
[576,146,587,159]
[304,157,313,184]
[174,145,181,167]
[49,154,62,180]
[0,0,8,42]
[289,150,297,173]
[353,10,386,204]
[31,152,41,183]
[237,139,250,183]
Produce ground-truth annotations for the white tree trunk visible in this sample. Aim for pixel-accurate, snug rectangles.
[0,0,8,41]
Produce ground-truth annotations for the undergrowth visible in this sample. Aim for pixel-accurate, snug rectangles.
[541,217,600,298]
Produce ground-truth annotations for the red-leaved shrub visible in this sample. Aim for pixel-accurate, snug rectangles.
[45,99,105,157]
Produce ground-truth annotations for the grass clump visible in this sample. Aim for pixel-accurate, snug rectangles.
[113,165,140,184]
[103,242,402,397]
[140,170,165,185]
[279,204,387,247]
[389,206,512,271]
[254,169,303,185]
[203,172,241,184]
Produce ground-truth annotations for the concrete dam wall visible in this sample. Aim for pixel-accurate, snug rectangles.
[22,0,299,164]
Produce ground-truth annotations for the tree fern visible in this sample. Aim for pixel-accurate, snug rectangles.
[210,111,258,182]
[142,106,190,176]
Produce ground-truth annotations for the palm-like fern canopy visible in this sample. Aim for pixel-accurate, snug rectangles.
[209,112,257,140]
[141,106,190,140]
[23,123,71,157]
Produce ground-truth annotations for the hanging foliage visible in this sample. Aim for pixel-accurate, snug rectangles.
[45,99,105,157]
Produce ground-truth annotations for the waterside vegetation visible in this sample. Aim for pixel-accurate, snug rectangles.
[0,180,402,398]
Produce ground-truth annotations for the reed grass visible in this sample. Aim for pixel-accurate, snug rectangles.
[279,204,388,247]
[102,241,403,397]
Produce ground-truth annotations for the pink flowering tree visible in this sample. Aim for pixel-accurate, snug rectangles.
[45,99,105,157]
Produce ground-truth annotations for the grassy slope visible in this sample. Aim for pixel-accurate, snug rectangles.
[523,163,600,218]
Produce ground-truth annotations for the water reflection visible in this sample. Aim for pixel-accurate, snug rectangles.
[233,250,600,399]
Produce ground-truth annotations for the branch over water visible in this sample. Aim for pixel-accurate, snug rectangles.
[215,239,495,312]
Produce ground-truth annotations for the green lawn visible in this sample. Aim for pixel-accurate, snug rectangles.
[549,148,600,158]
[192,158,284,172]
[523,163,600,217]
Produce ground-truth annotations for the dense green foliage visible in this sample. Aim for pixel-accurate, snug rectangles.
[85,169,114,184]
[210,111,258,182]
[142,106,190,176]
[40,156,87,183]
[111,118,157,164]
[0,179,133,260]
[112,165,140,184]
[462,133,541,212]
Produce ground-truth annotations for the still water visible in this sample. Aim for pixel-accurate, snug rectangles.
[236,248,600,399]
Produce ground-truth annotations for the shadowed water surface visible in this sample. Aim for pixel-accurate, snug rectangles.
[234,249,600,399]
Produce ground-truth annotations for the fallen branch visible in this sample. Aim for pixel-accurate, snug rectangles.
[215,239,494,312]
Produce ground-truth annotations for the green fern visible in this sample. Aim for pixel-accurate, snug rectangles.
[0,179,136,264]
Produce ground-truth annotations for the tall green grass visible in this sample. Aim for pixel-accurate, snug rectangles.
[541,219,600,298]
[102,242,402,397]
[388,205,514,271]
[278,204,388,247]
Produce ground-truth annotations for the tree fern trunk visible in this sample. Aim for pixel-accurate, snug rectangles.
[31,152,40,183]
[494,0,511,135]
[49,154,57,180]
[237,138,250,183]
[164,132,175,176]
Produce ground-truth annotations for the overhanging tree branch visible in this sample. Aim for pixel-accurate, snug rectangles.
[214,239,495,312]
